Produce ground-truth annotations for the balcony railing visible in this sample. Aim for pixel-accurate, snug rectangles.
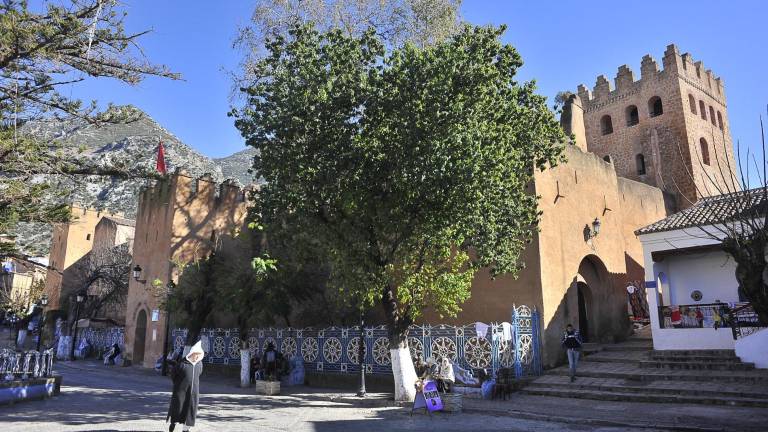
[658,302,738,329]
[730,303,767,340]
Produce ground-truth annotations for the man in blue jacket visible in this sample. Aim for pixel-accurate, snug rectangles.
[561,324,583,382]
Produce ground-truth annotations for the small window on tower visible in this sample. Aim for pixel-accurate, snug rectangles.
[699,101,707,120]
[709,106,717,126]
[717,111,724,130]
[700,138,710,165]
[636,154,646,175]
[648,96,663,117]
[603,155,612,163]
[601,115,613,135]
[688,94,697,114]
[626,105,639,126]
[86,234,91,241]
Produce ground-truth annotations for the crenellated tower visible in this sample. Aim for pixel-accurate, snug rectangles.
[573,44,736,210]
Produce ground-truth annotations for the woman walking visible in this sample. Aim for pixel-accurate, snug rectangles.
[167,340,205,431]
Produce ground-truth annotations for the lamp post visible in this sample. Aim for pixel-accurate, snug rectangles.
[161,281,175,376]
[132,265,146,283]
[36,294,48,352]
[70,292,85,361]
[591,218,601,237]
[357,307,366,398]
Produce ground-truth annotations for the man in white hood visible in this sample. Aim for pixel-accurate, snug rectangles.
[167,340,204,431]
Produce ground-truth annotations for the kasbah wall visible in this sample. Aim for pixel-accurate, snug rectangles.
[44,206,125,311]
[122,44,735,370]
[124,171,249,366]
[425,44,734,367]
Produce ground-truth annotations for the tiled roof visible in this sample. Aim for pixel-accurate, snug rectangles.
[635,187,768,235]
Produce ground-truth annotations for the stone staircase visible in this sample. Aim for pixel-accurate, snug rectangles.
[521,334,768,407]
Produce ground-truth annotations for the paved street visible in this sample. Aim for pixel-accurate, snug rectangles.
[0,361,664,432]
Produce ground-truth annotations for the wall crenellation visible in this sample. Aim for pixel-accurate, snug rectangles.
[579,44,725,111]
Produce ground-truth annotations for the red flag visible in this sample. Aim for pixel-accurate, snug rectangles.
[156,141,167,175]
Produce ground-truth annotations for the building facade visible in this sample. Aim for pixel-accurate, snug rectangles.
[576,44,736,211]
[44,206,123,311]
[124,171,249,366]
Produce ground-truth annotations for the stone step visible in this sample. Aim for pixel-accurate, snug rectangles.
[639,360,755,371]
[520,386,768,408]
[649,354,746,363]
[582,355,640,364]
[652,349,737,357]
[602,343,652,352]
[550,366,768,383]
[528,376,768,400]
[580,342,602,354]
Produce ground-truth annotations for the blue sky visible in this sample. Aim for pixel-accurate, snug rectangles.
[72,1,768,161]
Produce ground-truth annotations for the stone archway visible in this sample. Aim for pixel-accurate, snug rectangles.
[576,255,610,343]
[133,309,148,365]
[577,282,592,342]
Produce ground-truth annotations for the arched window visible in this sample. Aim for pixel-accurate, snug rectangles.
[717,111,724,130]
[648,96,663,117]
[700,138,710,165]
[626,105,639,126]
[603,155,612,163]
[636,154,646,175]
[699,100,707,120]
[600,115,613,135]
[709,106,717,126]
[688,94,697,114]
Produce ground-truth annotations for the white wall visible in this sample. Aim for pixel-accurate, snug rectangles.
[665,251,740,305]
[640,226,741,350]
[735,328,768,369]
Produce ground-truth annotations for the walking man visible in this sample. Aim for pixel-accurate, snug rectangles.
[167,340,204,431]
[562,324,582,382]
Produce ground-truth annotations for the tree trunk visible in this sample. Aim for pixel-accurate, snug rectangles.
[382,283,417,402]
[240,348,251,388]
[725,238,768,324]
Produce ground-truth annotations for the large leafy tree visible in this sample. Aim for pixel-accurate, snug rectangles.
[0,0,178,256]
[234,24,565,400]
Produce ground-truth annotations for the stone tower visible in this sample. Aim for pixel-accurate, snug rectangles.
[575,44,737,210]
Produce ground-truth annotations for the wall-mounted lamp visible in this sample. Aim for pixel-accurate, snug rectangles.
[584,217,601,242]
[132,265,146,283]
[591,218,601,237]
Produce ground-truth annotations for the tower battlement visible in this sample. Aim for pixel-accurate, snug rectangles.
[577,44,725,111]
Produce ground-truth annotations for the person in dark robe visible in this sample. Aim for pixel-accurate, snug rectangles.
[167,340,204,432]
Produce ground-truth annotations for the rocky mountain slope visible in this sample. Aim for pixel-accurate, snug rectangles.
[12,107,250,256]
[214,147,260,186]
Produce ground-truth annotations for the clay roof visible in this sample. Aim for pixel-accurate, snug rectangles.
[636,187,768,235]
[102,216,136,227]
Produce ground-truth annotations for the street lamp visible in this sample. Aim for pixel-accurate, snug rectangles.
[36,294,49,352]
[132,265,146,283]
[70,292,86,361]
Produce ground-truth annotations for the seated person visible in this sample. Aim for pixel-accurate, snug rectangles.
[103,343,121,365]
[261,343,278,381]
[250,353,261,383]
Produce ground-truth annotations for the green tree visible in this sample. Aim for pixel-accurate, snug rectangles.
[0,0,179,256]
[233,24,565,400]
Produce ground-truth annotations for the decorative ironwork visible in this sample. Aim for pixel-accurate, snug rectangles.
[430,337,457,361]
[281,337,297,358]
[463,336,491,368]
[323,337,342,363]
[302,337,318,362]
[345,337,367,365]
[169,304,542,380]
[731,303,767,339]
[372,337,391,366]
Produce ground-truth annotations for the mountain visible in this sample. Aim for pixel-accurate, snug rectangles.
[214,147,260,186]
[13,106,226,256]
